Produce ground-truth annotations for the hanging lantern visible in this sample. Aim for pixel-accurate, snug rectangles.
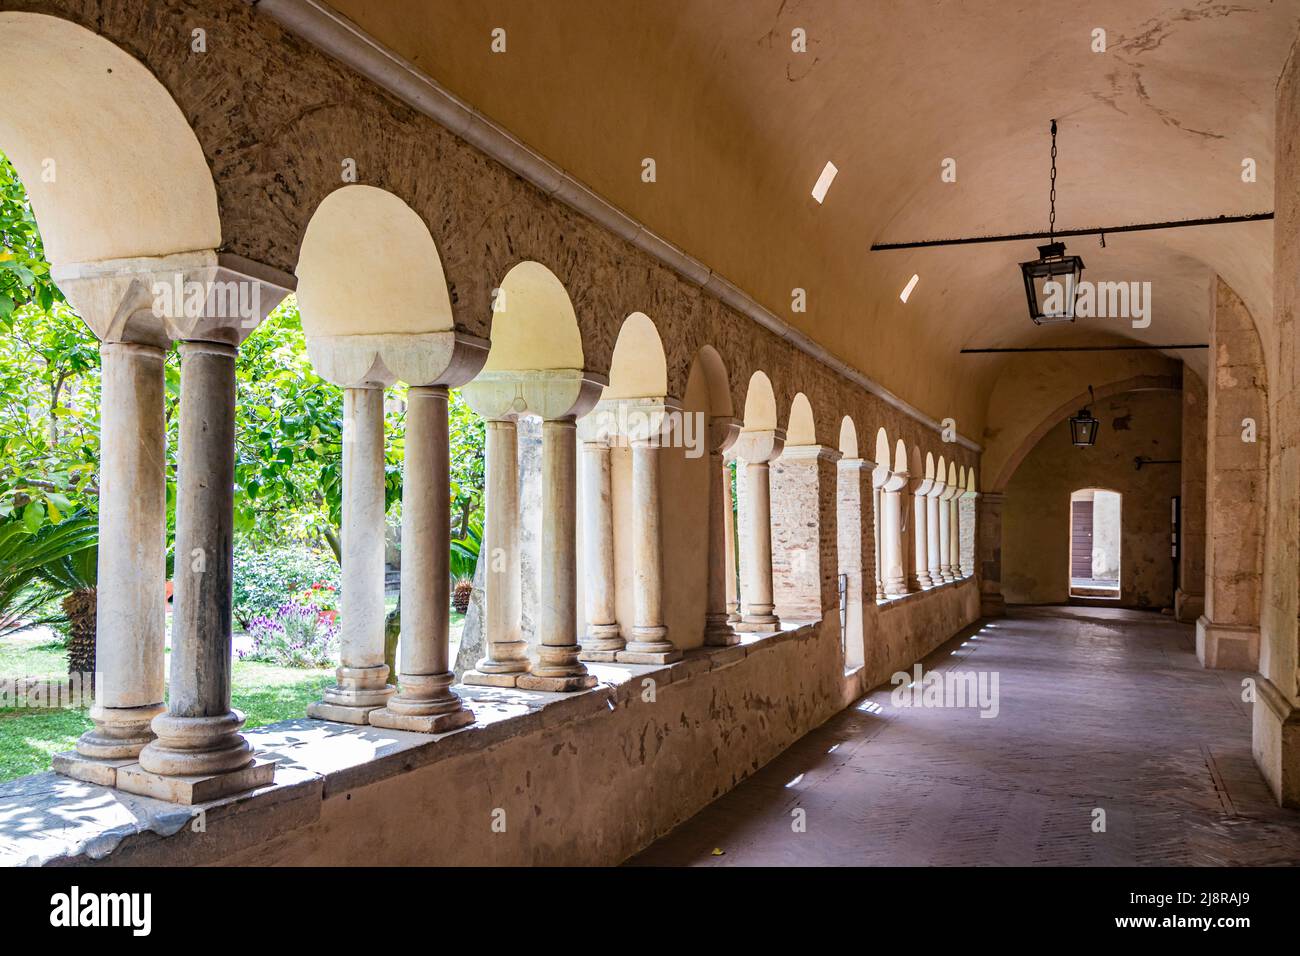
[1069,386,1099,447]
[1020,120,1086,325]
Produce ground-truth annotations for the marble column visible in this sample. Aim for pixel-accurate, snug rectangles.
[126,341,273,802]
[62,342,168,779]
[579,438,623,661]
[739,454,781,632]
[370,386,474,732]
[926,481,944,586]
[881,484,907,597]
[464,418,531,684]
[949,494,962,579]
[705,419,740,646]
[871,487,885,601]
[308,385,395,721]
[519,417,596,690]
[910,476,933,589]
[937,486,954,582]
[619,439,682,663]
[723,455,741,625]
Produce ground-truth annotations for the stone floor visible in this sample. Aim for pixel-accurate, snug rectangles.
[629,605,1300,866]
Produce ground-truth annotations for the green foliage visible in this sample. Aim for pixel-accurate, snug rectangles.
[243,601,338,668]
[449,515,482,582]
[0,151,62,321]
[0,512,97,638]
[232,541,340,630]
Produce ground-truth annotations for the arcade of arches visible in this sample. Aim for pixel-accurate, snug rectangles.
[2,1,1300,866]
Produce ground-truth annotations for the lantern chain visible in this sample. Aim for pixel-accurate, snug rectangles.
[1049,119,1058,244]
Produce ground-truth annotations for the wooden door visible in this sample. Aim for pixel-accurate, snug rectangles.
[1071,500,1094,579]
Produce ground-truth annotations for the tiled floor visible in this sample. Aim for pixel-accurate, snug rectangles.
[628,606,1300,866]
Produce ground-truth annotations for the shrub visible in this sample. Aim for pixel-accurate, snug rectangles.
[232,543,339,630]
[242,602,338,668]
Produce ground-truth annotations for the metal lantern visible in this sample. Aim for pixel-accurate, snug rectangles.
[1069,386,1099,447]
[1021,241,1085,325]
[1021,120,1086,325]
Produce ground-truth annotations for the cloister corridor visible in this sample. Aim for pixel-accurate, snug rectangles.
[6,3,1300,919]
[632,607,1300,866]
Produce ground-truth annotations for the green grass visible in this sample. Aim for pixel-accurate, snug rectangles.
[0,630,335,784]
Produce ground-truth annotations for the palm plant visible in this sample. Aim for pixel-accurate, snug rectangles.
[449,517,482,615]
[0,512,97,644]
[33,535,97,677]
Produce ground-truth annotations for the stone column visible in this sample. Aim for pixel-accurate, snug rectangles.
[705,418,741,645]
[519,417,596,689]
[370,386,474,733]
[308,385,395,721]
[910,475,933,589]
[880,469,909,597]
[868,476,889,600]
[723,454,741,624]
[771,445,841,623]
[734,429,784,632]
[1176,370,1207,623]
[579,439,623,661]
[937,485,954,583]
[464,418,531,684]
[959,488,978,578]
[1197,279,1267,671]
[926,480,944,586]
[619,438,682,663]
[59,342,168,783]
[977,492,1007,616]
[126,342,273,802]
[949,494,962,578]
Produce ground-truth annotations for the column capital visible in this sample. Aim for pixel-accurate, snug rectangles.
[734,426,786,464]
[307,329,489,389]
[462,368,607,421]
[53,250,292,348]
[578,395,684,444]
[709,415,742,455]
[780,443,842,464]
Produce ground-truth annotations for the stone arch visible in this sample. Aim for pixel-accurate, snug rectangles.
[742,371,779,432]
[484,260,585,372]
[839,417,859,459]
[690,345,734,419]
[0,12,220,268]
[786,393,817,447]
[990,374,1182,493]
[607,312,669,399]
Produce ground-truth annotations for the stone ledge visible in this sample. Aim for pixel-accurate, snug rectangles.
[878,577,973,611]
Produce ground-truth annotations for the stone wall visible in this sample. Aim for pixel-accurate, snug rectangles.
[1002,389,1183,609]
[8,580,977,866]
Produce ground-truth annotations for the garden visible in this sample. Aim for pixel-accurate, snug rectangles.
[0,151,485,782]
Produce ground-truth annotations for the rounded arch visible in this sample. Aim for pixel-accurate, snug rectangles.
[686,345,733,417]
[893,438,909,476]
[989,374,1182,492]
[742,370,778,431]
[607,312,669,399]
[925,451,937,482]
[296,185,453,337]
[484,260,584,371]
[785,392,817,446]
[935,454,948,490]
[0,12,220,267]
[838,416,858,459]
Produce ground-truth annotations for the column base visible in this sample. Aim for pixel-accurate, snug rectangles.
[517,673,598,692]
[914,572,933,589]
[369,706,475,734]
[703,618,740,647]
[309,663,396,724]
[726,607,741,624]
[462,670,524,687]
[52,751,137,788]
[1174,588,1205,624]
[116,757,276,805]
[617,648,683,664]
[1195,616,1260,670]
[736,618,780,634]
[1253,677,1300,808]
[73,702,165,760]
[580,624,625,662]
[980,590,1007,618]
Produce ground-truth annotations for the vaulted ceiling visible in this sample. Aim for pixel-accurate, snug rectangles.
[327,0,1298,440]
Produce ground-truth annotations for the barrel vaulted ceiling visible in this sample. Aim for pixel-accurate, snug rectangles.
[327,0,1299,438]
